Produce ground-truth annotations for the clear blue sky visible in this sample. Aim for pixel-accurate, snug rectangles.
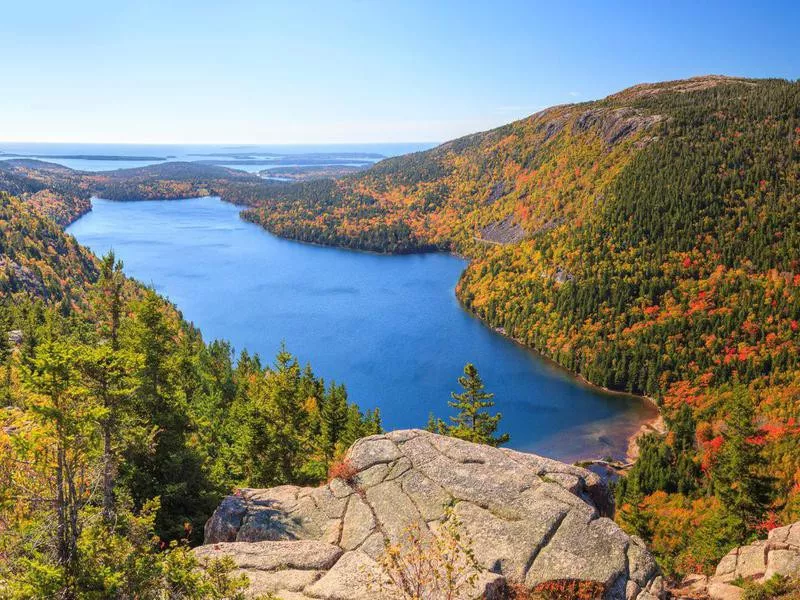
[1,0,797,144]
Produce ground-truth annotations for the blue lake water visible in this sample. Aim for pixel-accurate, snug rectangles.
[67,196,655,461]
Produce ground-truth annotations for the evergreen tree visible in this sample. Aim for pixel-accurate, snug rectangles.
[425,412,447,435]
[320,382,347,461]
[88,251,130,523]
[712,389,774,541]
[341,403,367,450]
[446,363,509,447]
[97,251,125,351]
[21,335,102,580]
[122,291,211,542]
[670,404,699,495]
[77,344,137,524]
[364,407,382,436]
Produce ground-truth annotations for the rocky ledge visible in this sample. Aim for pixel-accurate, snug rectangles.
[195,429,665,599]
[675,521,800,599]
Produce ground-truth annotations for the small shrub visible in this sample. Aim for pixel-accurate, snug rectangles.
[327,457,358,485]
[531,579,607,600]
[741,574,799,600]
[371,506,484,600]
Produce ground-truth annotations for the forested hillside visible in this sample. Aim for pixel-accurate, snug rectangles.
[0,161,92,226]
[2,75,798,579]
[0,192,380,596]
[242,76,800,574]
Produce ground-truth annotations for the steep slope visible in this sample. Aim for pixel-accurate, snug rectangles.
[0,191,98,302]
[240,76,800,572]
[242,76,759,253]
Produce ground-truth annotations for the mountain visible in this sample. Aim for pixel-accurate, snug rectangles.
[241,75,800,573]
[1,75,798,578]
[243,75,799,402]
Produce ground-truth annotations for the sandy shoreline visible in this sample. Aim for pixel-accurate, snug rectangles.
[625,412,666,464]
[481,325,665,465]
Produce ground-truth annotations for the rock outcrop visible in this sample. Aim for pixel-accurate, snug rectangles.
[478,215,526,245]
[196,430,665,599]
[674,521,800,599]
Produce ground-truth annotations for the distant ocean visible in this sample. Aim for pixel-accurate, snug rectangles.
[0,141,437,172]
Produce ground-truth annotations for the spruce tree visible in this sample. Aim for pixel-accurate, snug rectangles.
[712,389,774,541]
[446,363,509,447]
[92,251,128,523]
[320,382,348,461]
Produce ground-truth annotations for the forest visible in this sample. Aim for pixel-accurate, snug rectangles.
[0,192,381,597]
[2,75,799,579]
[237,76,800,575]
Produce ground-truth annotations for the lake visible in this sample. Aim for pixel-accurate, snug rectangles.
[67,196,656,461]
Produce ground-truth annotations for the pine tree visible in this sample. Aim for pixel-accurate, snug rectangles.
[712,389,774,541]
[78,344,137,524]
[341,403,366,450]
[91,251,128,523]
[670,404,699,495]
[446,363,509,447]
[123,291,210,541]
[320,382,347,461]
[364,408,382,436]
[22,334,102,579]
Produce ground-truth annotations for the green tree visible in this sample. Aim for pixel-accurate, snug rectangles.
[319,382,347,462]
[122,291,212,542]
[77,344,138,524]
[96,251,125,351]
[21,335,102,584]
[243,345,307,486]
[712,389,774,542]
[445,363,508,447]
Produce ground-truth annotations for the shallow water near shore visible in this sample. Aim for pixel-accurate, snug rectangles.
[67,196,656,462]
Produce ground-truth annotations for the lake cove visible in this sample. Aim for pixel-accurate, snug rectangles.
[67,196,657,462]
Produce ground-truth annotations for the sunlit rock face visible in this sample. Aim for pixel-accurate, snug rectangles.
[196,429,666,599]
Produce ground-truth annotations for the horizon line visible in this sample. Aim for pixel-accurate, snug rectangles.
[0,139,443,147]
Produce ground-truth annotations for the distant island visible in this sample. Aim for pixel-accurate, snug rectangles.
[191,157,377,167]
[0,152,167,161]
[187,151,386,160]
[257,164,370,181]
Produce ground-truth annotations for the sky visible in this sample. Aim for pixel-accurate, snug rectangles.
[1,0,798,145]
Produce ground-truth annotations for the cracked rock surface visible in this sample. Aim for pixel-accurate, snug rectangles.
[675,521,800,599]
[195,429,665,599]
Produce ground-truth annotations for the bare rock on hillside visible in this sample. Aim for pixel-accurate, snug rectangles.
[607,75,754,102]
[478,214,526,245]
[0,257,47,298]
[197,429,665,599]
[574,107,665,145]
[675,521,800,599]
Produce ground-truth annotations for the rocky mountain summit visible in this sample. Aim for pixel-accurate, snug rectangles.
[195,430,666,599]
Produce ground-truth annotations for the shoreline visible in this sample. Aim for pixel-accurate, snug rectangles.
[71,196,665,467]
[477,324,663,464]
[624,413,666,464]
